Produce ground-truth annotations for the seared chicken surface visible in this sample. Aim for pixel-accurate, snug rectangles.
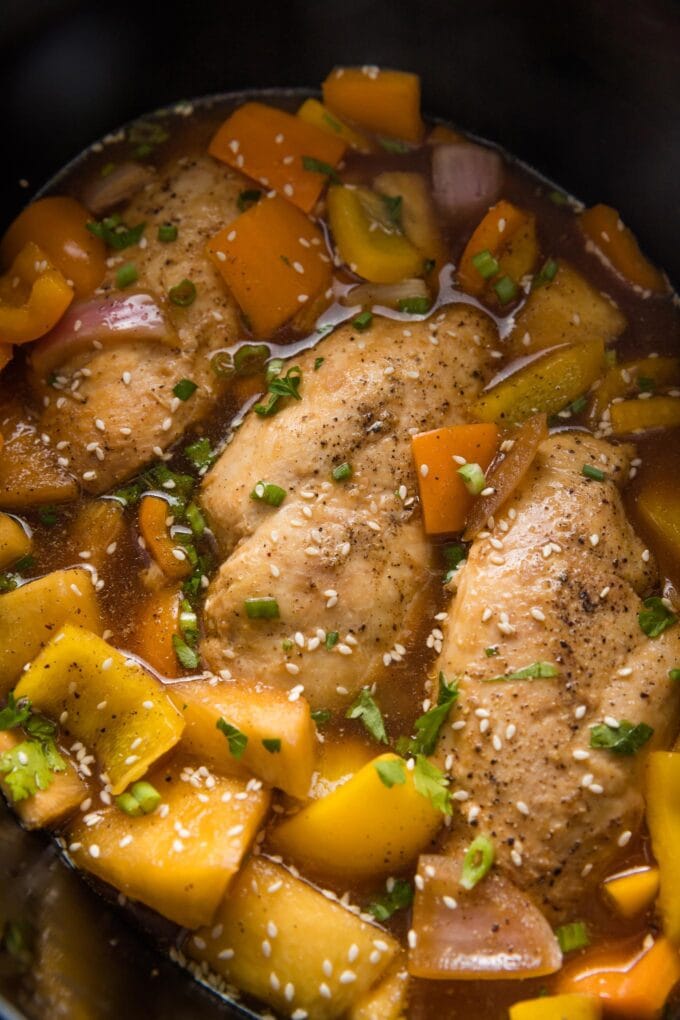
[435,433,680,920]
[200,305,496,709]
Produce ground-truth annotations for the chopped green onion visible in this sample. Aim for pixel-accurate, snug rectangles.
[178,599,199,640]
[216,717,248,759]
[460,835,495,890]
[484,646,500,657]
[493,274,518,304]
[637,376,655,392]
[590,719,653,755]
[352,311,373,332]
[322,112,342,133]
[382,194,403,228]
[533,258,559,288]
[237,189,262,212]
[314,356,325,370]
[331,462,353,482]
[549,190,569,206]
[172,634,200,670]
[210,351,233,378]
[570,395,588,415]
[250,481,287,507]
[168,279,197,307]
[173,378,197,401]
[115,262,138,289]
[556,921,590,953]
[266,358,285,383]
[185,503,206,537]
[87,217,145,250]
[233,344,269,375]
[262,738,281,754]
[471,249,500,280]
[457,462,486,495]
[115,791,142,816]
[346,688,388,744]
[100,162,116,177]
[443,543,467,569]
[377,137,410,154]
[129,781,162,814]
[184,437,214,471]
[368,878,413,920]
[282,638,293,652]
[483,661,559,683]
[373,759,406,788]
[311,708,332,725]
[582,464,606,482]
[301,156,341,184]
[325,631,339,650]
[244,597,280,620]
[398,297,430,315]
[255,366,303,417]
[157,224,178,243]
[37,505,58,527]
[669,669,680,681]
[639,596,678,638]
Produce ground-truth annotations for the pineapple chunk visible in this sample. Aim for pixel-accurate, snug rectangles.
[0,567,102,696]
[187,856,399,1019]
[602,866,660,919]
[169,680,316,799]
[66,500,125,572]
[0,729,85,828]
[311,735,377,798]
[348,955,409,1020]
[0,401,78,508]
[15,624,184,794]
[69,756,270,929]
[509,994,602,1019]
[270,753,442,879]
[0,512,31,570]
[510,260,626,355]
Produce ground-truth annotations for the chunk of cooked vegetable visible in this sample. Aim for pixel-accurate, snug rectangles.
[473,340,606,424]
[0,513,31,571]
[310,735,377,797]
[509,994,602,1019]
[408,854,562,979]
[0,400,79,508]
[69,755,269,928]
[0,568,102,696]
[602,866,660,920]
[327,185,425,284]
[609,395,680,434]
[637,474,680,568]
[168,679,316,799]
[555,937,680,1019]
[645,752,680,944]
[187,855,400,1019]
[348,955,409,1020]
[270,753,442,879]
[65,499,124,573]
[1,196,106,298]
[579,204,667,293]
[373,171,447,273]
[510,260,626,355]
[297,97,374,153]
[207,193,332,337]
[411,424,499,535]
[322,66,424,143]
[0,241,73,345]
[14,624,184,794]
[209,101,346,214]
[129,584,182,677]
[457,200,537,299]
[0,729,84,828]
[138,494,192,580]
[589,355,680,424]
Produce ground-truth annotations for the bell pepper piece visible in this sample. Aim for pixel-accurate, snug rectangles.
[580,204,667,294]
[458,200,537,298]
[590,355,680,424]
[609,395,680,434]
[411,423,500,535]
[473,340,606,424]
[207,193,332,337]
[14,623,184,795]
[0,512,31,571]
[208,101,346,214]
[374,171,448,274]
[0,241,73,345]
[138,494,192,580]
[0,729,85,829]
[602,866,660,920]
[323,66,424,143]
[1,196,106,298]
[645,752,680,943]
[297,97,374,153]
[129,584,182,678]
[327,185,425,283]
[509,994,602,1019]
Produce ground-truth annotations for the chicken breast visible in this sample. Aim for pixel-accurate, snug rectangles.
[434,432,680,920]
[32,154,244,493]
[200,305,497,709]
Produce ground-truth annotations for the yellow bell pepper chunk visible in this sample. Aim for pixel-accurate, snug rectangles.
[610,395,680,434]
[638,476,680,562]
[270,752,443,879]
[69,756,270,929]
[509,993,602,1019]
[348,955,409,1020]
[297,97,374,153]
[645,752,680,943]
[0,512,31,571]
[602,866,660,919]
[590,355,680,424]
[0,729,85,829]
[0,241,73,345]
[0,568,102,697]
[374,170,448,273]
[15,624,184,795]
[327,185,426,284]
[187,855,400,1019]
[473,340,606,424]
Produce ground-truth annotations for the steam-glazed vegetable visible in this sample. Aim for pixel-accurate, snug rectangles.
[0,64,679,1020]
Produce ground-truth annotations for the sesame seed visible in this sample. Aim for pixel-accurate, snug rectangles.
[604,716,620,729]
[530,607,546,622]
[407,930,417,949]
[573,749,590,761]
[420,464,429,478]
[617,666,633,677]
[589,533,600,547]
[617,830,633,847]
[575,705,587,720]
[516,801,530,816]
[511,849,523,867]
[285,662,300,676]
[89,844,100,858]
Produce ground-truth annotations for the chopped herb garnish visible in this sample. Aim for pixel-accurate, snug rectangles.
[377,136,410,154]
[244,596,280,620]
[1,920,33,970]
[172,633,200,670]
[311,708,332,726]
[483,661,559,683]
[493,274,519,304]
[637,376,656,392]
[301,155,341,184]
[173,378,198,401]
[549,190,569,206]
[254,365,303,417]
[210,351,234,378]
[352,311,373,332]
[331,462,353,482]
[460,835,495,890]
[115,792,142,817]
[0,737,66,802]
[0,574,18,594]
[556,921,590,953]
[346,688,388,744]
[533,258,559,288]
[485,646,500,658]
[157,224,178,243]
[86,215,146,250]
[314,356,325,370]
[398,297,430,315]
[266,358,285,383]
[178,599,199,643]
[168,279,197,307]
[115,261,138,289]
[100,162,116,177]
[368,879,413,921]
[458,462,486,495]
[0,693,31,731]
[639,596,678,638]
[250,481,287,507]
[590,719,653,755]
[322,111,342,133]
[128,119,169,148]
[185,503,206,538]
[413,755,452,815]
[669,669,680,681]
[262,738,282,754]
[185,437,215,471]
[237,188,262,212]
[582,464,606,482]
[442,543,467,584]
[570,395,588,414]
[471,249,500,281]
[37,505,58,527]
[325,631,339,650]
[116,781,161,816]
[382,194,403,228]
[398,673,458,756]
[216,718,248,759]
[374,758,406,788]
[282,638,294,652]
[233,343,270,375]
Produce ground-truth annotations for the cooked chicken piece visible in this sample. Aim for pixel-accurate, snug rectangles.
[434,432,680,921]
[33,154,243,493]
[201,306,496,709]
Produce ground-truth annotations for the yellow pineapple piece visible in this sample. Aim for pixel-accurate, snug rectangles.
[0,512,31,570]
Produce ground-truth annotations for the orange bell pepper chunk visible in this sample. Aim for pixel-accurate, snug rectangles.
[579,204,667,294]
[457,200,537,297]
[428,124,466,145]
[556,936,680,1019]
[1,196,106,298]
[209,102,346,214]
[207,194,332,338]
[323,67,424,144]
[0,241,73,345]
[138,494,192,580]
[0,344,12,374]
[130,584,182,677]
[412,423,500,535]
[297,97,375,153]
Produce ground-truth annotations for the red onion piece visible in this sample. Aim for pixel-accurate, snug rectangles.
[30,292,175,379]
[432,143,503,220]
[82,162,154,216]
